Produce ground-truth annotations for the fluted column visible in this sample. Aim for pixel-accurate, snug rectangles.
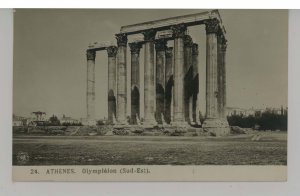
[183,35,193,124]
[165,47,174,124]
[202,19,230,135]
[86,49,96,121]
[107,46,118,124]
[129,42,142,124]
[220,38,227,118]
[143,29,157,126]
[115,33,128,124]
[192,43,200,125]
[155,39,167,124]
[171,24,188,126]
[204,19,219,119]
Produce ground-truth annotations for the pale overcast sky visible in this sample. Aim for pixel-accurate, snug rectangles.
[13,9,288,119]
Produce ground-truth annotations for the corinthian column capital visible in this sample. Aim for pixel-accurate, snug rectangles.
[204,19,219,34]
[155,39,167,51]
[86,50,96,60]
[171,23,187,38]
[142,29,157,42]
[116,33,128,47]
[129,42,142,54]
[106,46,118,57]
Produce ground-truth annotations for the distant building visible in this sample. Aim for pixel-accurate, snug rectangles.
[13,115,28,126]
[31,111,47,121]
[60,114,80,124]
[226,106,287,117]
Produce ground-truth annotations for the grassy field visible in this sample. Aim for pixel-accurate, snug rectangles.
[13,132,287,165]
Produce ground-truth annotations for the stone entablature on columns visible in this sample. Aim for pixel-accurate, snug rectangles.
[129,42,142,124]
[115,33,128,124]
[143,29,157,126]
[120,10,226,36]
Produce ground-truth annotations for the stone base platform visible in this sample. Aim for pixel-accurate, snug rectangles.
[202,118,230,136]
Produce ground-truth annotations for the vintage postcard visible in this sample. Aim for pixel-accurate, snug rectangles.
[12,9,288,181]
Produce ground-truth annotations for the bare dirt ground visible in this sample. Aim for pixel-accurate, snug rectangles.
[13,132,287,165]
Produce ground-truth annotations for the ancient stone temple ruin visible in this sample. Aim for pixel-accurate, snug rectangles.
[84,10,230,136]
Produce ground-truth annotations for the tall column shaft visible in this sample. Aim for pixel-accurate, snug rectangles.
[165,47,174,124]
[192,43,200,124]
[155,40,167,124]
[107,46,118,124]
[143,30,157,126]
[116,34,128,124]
[221,39,228,118]
[183,35,193,123]
[202,19,230,136]
[171,24,187,125]
[205,21,218,119]
[86,50,96,120]
[217,35,224,118]
[217,33,228,118]
[129,42,142,124]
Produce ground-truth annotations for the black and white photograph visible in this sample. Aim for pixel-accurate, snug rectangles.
[11,9,288,181]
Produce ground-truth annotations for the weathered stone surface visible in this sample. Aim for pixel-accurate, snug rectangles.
[129,42,142,124]
[116,34,128,124]
[165,47,174,124]
[143,30,157,126]
[120,10,225,36]
[155,39,167,124]
[86,50,96,121]
[107,46,117,124]
[202,118,230,136]
[183,35,193,124]
[171,25,188,126]
[230,126,246,134]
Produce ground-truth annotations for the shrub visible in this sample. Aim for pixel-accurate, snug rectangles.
[227,110,287,131]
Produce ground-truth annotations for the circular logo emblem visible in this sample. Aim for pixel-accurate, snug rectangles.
[16,151,29,164]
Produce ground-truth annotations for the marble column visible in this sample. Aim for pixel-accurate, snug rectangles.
[155,39,167,124]
[86,49,96,120]
[183,35,193,124]
[192,43,200,125]
[115,33,128,124]
[220,38,228,118]
[202,19,229,135]
[217,32,228,119]
[165,47,174,124]
[143,29,157,126]
[129,42,142,124]
[204,19,219,119]
[107,46,118,124]
[171,24,188,126]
